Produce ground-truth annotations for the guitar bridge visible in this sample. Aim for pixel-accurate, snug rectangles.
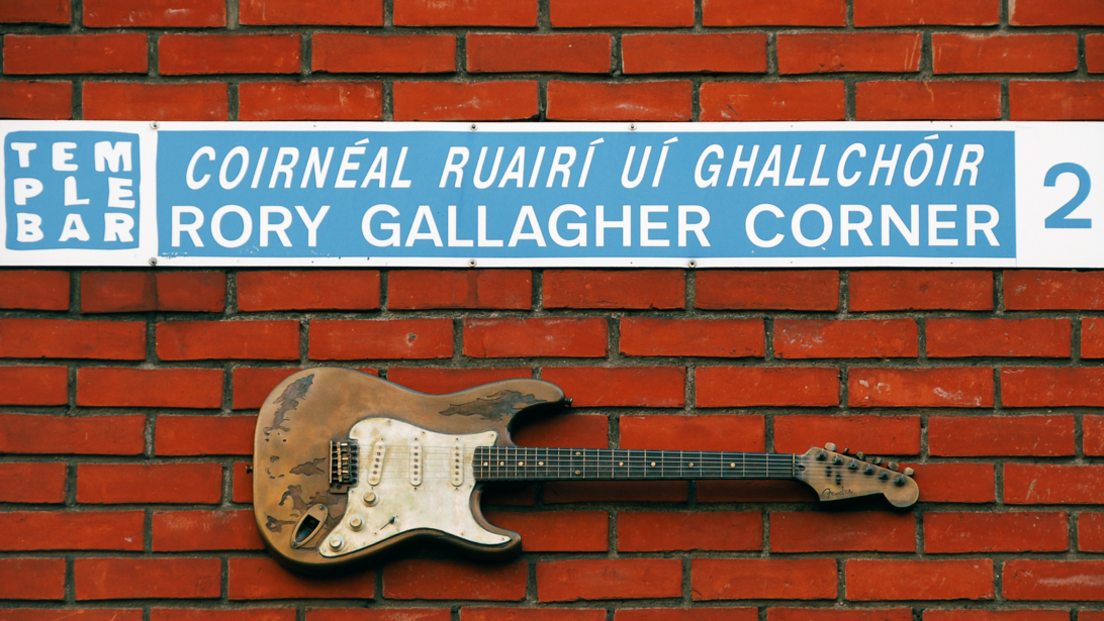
[330,440,359,490]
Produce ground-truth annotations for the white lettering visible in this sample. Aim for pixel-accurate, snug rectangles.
[211,205,253,248]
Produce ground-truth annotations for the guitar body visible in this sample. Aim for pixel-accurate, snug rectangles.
[253,368,565,572]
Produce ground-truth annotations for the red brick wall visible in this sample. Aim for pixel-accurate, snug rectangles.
[3,1,1104,619]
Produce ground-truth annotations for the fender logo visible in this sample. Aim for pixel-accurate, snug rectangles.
[822,488,854,499]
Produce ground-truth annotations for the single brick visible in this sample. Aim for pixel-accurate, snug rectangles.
[1082,513,1104,552]
[0,413,145,455]
[238,271,379,311]
[911,462,995,503]
[620,611,758,621]
[544,270,683,309]
[152,510,264,551]
[551,0,693,26]
[537,559,682,601]
[0,463,67,503]
[923,611,1068,621]
[232,367,303,409]
[157,320,299,361]
[388,367,532,394]
[511,413,609,449]
[857,81,1001,120]
[545,480,687,503]
[389,270,531,310]
[0,366,68,406]
[619,512,762,552]
[155,611,294,621]
[1087,415,1104,456]
[1004,561,1104,600]
[1005,270,1104,309]
[696,367,839,408]
[620,318,764,358]
[0,558,66,600]
[547,81,692,121]
[229,557,374,599]
[313,34,455,73]
[692,559,837,600]
[771,511,915,553]
[156,415,255,456]
[0,318,145,360]
[75,558,221,600]
[464,318,607,358]
[468,34,610,74]
[536,367,685,407]
[850,270,993,311]
[933,34,1078,74]
[1085,318,1104,359]
[4,33,147,75]
[240,0,382,25]
[1005,464,1104,504]
[775,319,918,359]
[1011,81,1104,120]
[773,415,920,455]
[703,0,844,25]
[384,559,525,600]
[1010,0,1104,25]
[845,560,994,600]
[620,414,765,452]
[394,0,536,26]
[0,81,71,119]
[770,611,911,621]
[468,610,603,621]
[854,0,998,25]
[924,512,1068,553]
[0,510,144,551]
[777,33,922,74]
[393,81,538,121]
[1089,35,1104,73]
[159,34,299,75]
[849,367,994,408]
[83,0,225,26]
[483,511,608,552]
[239,82,383,121]
[1002,367,1104,407]
[310,319,453,360]
[83,82,228,121]
[927,318,1071,358]
[77,463,223,504]
[0,270,68,310]
[3,611,143,621]
[82,271,225,313]
[696,271,839,310]
[0,0,70,23]
[700,82,846,121]
[622,34,767,74]
[929,415,1075,457]
[697,480,817,504]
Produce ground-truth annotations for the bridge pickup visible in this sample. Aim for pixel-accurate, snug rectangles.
[330,440,359,488]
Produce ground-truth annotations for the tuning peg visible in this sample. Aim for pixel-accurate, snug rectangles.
[888,462,899,471]
[842,447,850,455]
[824,442,837,451]
[855,452,865,461]
[903,467,915,476]
[871,457,883,465]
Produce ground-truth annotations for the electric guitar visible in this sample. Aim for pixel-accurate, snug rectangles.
[253,368,919,571]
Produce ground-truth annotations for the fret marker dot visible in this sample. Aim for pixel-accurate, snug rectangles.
[575,470,581,475]
[689,462,694,467]
[619,462,624,466]
[730,463,735,467]
[483,462,488,466]
[576,452,582,456]
[499,462,505,466]
[518,461,524,466]
[539,461,544,466]
[651,462,656,467]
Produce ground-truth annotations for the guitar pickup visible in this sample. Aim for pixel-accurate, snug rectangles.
[330,440,359,488]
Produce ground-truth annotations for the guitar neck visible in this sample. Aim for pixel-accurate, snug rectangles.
[472,447,797,482]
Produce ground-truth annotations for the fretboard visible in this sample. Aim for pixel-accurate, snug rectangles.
[472,447,796,482]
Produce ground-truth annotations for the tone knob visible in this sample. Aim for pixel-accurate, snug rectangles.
[328,535,345,550]
[363,491,378,506]
[348,514,364,531]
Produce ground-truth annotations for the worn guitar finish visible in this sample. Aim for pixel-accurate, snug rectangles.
[254,368,918,571]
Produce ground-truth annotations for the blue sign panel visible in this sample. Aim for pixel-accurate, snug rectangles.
[1,121,1101,267]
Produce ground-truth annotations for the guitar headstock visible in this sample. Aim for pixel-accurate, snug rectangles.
[795,443,919,508]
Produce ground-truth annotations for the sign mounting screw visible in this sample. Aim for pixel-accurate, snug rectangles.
[148,258,158,267]
[468,259,477,268]
[470,123,477,131]
[688,260,697,268]
[629,123,636,131]
[150,121,159,130]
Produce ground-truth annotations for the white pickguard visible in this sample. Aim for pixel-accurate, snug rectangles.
[319,418,509,557]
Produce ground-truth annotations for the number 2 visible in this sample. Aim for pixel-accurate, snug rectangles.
[1044,162,1092,229]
